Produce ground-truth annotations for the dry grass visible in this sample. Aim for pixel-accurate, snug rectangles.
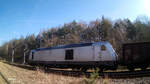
[0,61,150,84]
[0,74,7,84]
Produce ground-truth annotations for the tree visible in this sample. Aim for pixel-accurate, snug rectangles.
[125,19,136,41]
[100,16,112,41]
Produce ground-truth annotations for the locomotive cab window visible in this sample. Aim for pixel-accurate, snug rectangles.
[101,45,106,51]
[65,49,73,60]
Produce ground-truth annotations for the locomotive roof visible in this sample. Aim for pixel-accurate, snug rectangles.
[33,41,109,52]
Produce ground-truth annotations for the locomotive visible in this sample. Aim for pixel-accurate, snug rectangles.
[28,41,118,71]
[28,41,150,71]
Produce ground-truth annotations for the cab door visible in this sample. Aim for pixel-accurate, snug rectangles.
[94,45,101,61]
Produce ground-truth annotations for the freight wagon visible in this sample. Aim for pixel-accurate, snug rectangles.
[28,41,118,72]
[121,42,150,71]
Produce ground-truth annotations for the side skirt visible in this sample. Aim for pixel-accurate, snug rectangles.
[28,61,118,70]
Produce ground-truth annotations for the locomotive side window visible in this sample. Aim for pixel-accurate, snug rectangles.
[101,45,106,51]
[32,52,34,60]
[65,49,73,60]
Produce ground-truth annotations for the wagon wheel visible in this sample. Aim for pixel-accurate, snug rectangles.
[127,66,134,71]
[141,64,148,71]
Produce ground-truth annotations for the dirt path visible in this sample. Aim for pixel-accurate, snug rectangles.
[0,62,29,84]
[0,61,83,84]
[0,70,10,84]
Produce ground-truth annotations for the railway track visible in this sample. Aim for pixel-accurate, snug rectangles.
[45,68,150,78]
[5,62,150,78]
[99,70,150,78]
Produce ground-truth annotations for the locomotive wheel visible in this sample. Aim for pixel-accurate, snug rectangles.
[72,68,77,71]
[141,65,148,71]
[81,67,88,72]
[44,66,48,70]
[98,67,104,73]
[72,68,80,71]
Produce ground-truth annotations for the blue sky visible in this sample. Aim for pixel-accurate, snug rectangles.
[0,0,149,45]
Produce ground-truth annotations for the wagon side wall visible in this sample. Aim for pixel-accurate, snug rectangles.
[121,42,150,66]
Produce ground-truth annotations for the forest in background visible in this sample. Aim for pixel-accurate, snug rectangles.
[0,16,150,63]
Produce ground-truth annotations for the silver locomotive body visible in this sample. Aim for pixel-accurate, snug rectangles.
[29,41,118,70]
